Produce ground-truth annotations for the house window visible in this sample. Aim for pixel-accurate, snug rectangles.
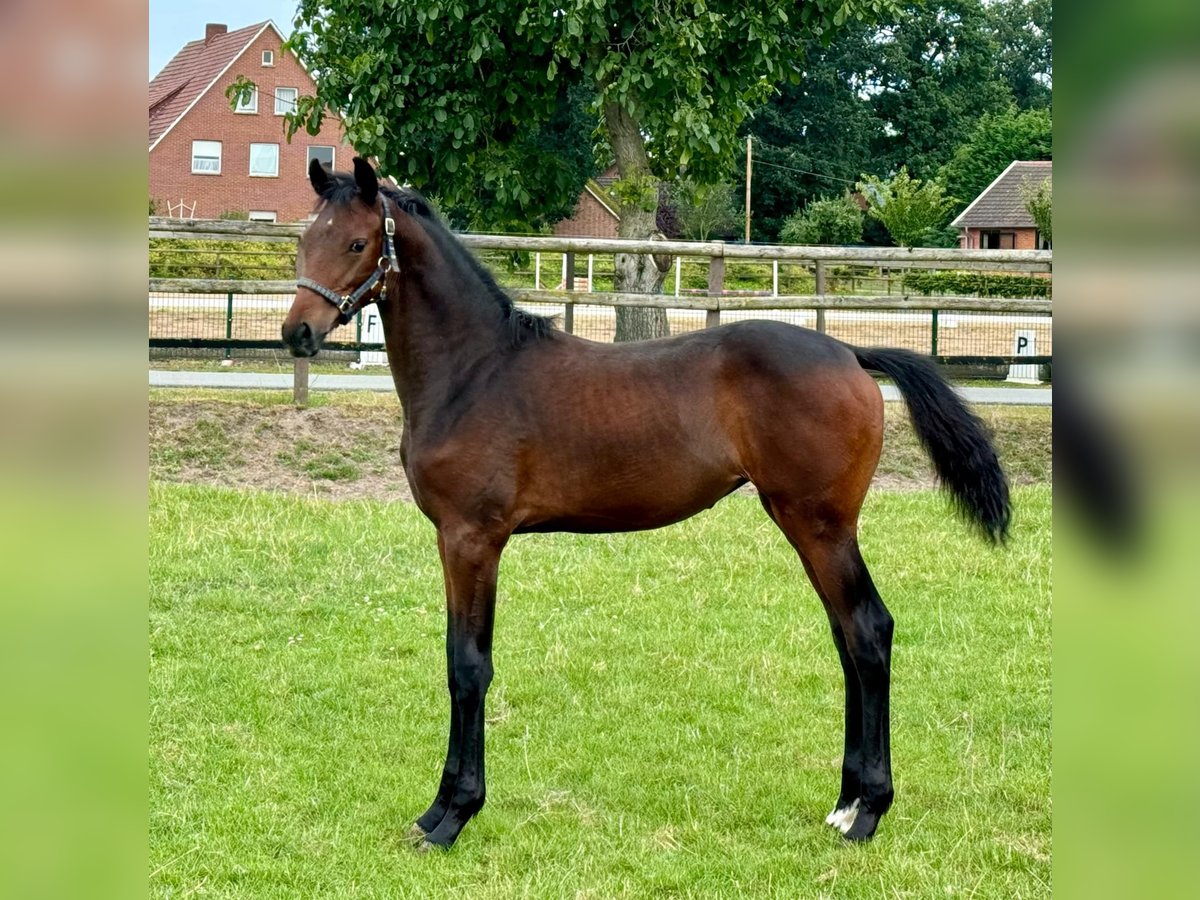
[262,49,274,66]
[249,211,277,223]
[191,140,221,174]
[980,230,1015,249]
[234,87,258,114]
[274,87,298,116]
[307,145,335,171]
[249,143,279,177]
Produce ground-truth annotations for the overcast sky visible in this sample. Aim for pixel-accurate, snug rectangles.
[149,1,298,78]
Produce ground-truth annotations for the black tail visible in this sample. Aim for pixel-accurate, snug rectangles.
[854,347,1011,543]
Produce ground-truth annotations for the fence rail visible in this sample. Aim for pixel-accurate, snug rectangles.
[149,218,1052,401]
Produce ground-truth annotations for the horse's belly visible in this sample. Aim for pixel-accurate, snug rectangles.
[513,470,747,534]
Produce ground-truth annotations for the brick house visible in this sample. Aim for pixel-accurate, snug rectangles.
[952,160,1052,250]
[554,169,621,238]
[149,21,357,222]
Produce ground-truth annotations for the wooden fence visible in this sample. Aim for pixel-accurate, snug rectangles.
[149,218,1052,398]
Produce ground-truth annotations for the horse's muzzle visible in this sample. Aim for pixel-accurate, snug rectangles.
[282,320,322,358]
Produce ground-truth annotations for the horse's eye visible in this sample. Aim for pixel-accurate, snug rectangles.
[350,240,367,253]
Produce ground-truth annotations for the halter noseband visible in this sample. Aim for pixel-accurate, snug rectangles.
[296,196,401,325]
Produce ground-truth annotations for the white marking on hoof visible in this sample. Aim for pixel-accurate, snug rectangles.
[826,798,859,830]
[836,798,861,835]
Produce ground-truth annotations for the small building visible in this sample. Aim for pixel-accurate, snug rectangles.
[149,21,357,222]
[952,160,1051,250]
[553,175,621,239]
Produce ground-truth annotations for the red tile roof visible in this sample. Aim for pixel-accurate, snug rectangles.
[149,21,273,148]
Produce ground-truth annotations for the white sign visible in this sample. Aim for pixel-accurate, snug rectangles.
[359,309,388,366]
[1006,329,1040,384]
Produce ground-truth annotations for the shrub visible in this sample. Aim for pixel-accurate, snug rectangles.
[857,168,956,247]
[779,195,864,245]
[149,239,295,279]
[901,270,1051,299]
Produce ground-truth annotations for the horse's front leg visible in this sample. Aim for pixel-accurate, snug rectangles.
[417,525,506,851]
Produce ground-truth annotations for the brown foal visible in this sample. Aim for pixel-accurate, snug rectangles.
[282,159,1010,849]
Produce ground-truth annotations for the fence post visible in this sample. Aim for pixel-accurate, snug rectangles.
[675,256,682,298]
[814,261,827,334]
[293,357,309,406]
[563,251,575,335]
[930,308,940,358]
[706,252,724,329]
[223,290,234,357]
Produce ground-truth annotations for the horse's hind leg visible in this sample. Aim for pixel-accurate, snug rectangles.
[762,498,894,841]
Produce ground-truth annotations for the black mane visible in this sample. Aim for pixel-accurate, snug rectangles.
[317,173,556,345]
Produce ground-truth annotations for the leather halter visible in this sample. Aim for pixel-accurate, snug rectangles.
[296,196,401,325]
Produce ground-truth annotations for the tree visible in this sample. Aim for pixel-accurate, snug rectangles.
[939,106,1052,215]
[271,0,892,340]
[986,0,1053,111]
[736,21,880,242]
[669,180,741,242]
[739,1,1048,242]
[1020,176,1052,246]
[857,168,957,247]
[779,196,864,245]
[869,1,1013,180]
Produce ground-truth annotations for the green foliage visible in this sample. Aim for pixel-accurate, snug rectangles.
[217,210,249,221]
[668,179,742,241]
[149,239,294,279]
[779,195,864,245]
[149,197,159,216]
[270,0,893,231]
[740,1,1052,241]
[609,174,660,215]
[901,270,1052,298]
[857,168,957,247]
[940,107,1053,213]
[1020,176,1052,246]
[870,1,1015,180]
[986,0,1053,110]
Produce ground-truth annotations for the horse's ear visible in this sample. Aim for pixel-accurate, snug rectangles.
[353,157,378,206]
[309,157,331,196]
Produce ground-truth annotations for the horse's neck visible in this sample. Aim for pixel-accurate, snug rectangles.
[380,266,505,427]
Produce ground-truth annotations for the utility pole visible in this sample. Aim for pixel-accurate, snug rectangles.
[744,135,752,243]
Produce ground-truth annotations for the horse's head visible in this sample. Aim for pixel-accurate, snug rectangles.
[283,157,393,357]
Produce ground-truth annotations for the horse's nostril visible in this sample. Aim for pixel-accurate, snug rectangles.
[298,322,312,340]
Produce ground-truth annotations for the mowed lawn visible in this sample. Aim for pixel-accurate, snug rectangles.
[150,484,1050,898]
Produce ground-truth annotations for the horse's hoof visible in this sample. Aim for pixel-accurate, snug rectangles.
[405,824,426,843]
[416,839,450,854]
[840,808,881,842]
[826,798,859,831]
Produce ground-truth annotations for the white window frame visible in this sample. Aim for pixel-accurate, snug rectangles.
[234,87,258,114]
[307,145,335,172]
[248,211,277,223]
[248,143,280,177]
[262,49,274,66]
[191,140,221,175]
[274,87,298,116]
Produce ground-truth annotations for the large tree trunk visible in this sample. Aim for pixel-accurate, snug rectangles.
[604,101,670,342]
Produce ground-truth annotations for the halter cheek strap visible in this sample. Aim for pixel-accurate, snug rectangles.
[296,196,401,325]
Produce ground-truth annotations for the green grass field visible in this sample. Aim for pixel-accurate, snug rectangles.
[150,484,1050,898]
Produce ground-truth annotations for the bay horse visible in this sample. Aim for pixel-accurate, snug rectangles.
[283,158,1010,850]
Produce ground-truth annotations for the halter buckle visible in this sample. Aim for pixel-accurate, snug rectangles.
[337,295,354,314]
[384,216,396,237]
